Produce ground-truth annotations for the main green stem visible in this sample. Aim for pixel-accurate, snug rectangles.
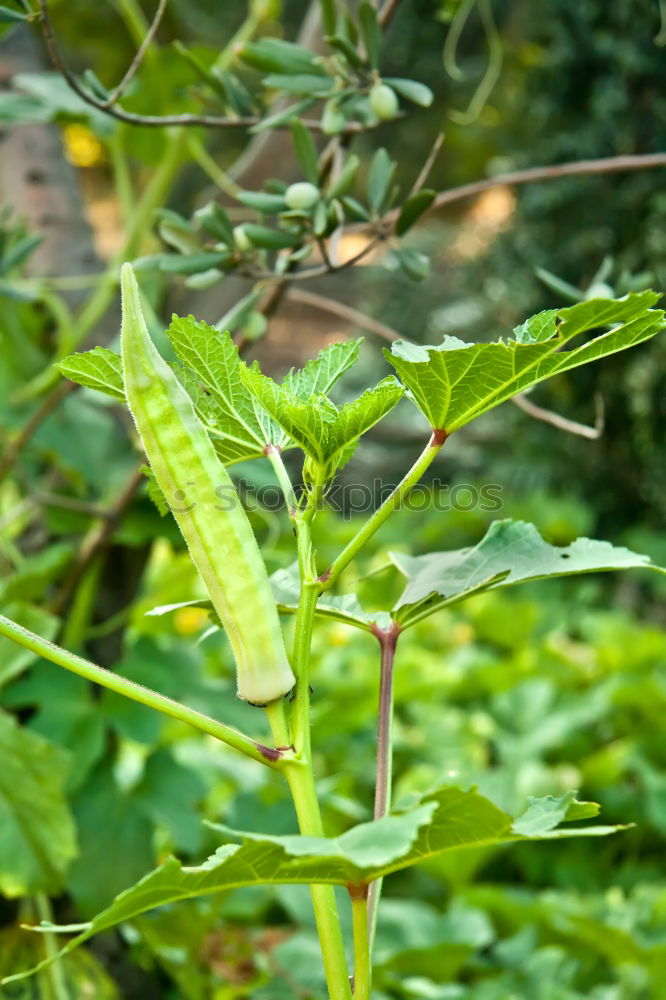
[279,495,353,999]
[320,431,447,590]
[0,615,278,767]
[284,761,353,1000]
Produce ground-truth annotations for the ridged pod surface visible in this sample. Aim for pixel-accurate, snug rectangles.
[120,264,295,704]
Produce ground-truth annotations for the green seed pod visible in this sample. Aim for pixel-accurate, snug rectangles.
[369,82,399,120]
[285,181,320,211]
[120,263,295,705]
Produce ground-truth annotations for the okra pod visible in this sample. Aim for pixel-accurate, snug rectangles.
[120,263,295,705]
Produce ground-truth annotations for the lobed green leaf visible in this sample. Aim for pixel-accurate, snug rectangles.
[392,519,666,627]
[385,292,666,432]
[241,362,403,471]
[3,786,622,986]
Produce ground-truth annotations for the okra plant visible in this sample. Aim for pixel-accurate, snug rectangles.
[1,265,665,998]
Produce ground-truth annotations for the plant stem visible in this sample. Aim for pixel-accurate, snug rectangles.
[35,894,69,1000]
[284,759,353,1000]
[277,500,352,999]
[0,614,281,767]
[265,445,298,518]
[264,697,291,749]
[320,431,447,590]
[291,580,319,755]
[350,888,371,1000]
[367,623,401,952]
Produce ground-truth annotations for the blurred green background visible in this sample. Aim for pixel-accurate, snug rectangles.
[1,0,666,996]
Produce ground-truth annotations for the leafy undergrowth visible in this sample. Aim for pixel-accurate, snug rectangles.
[1,512,665,997]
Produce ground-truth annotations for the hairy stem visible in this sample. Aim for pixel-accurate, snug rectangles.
[0,615,281,767]
[265,445,298,517]
[320,431,447,589]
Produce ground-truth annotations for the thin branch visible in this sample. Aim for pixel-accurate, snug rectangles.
[0,382,73,485]
[50,463,145,614]
[36,0,361,133]
[382,151,666,229]
[511,391,605,440]
[102,0,167,108]
[35,491,111,518]
[288,287,399,342]
[408,130,445,198]
[378,0,402,28]
[246,232,386,283]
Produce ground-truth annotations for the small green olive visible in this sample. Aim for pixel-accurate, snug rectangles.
[285,181,320,211]
[369,83,399,120]
[321,99,346,135]
[250,0,280,21]
[233,224,252,252]
[585,281,615,300]
[241,311,269,341]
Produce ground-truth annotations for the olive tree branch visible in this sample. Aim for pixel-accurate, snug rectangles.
[381,151,666,230]
[50,463,145,615]
[102,0,167,107]
[288,287,399,342]
[511,391,605,440]
[408,130,445,198]
[0,382,73,485]
[35,0,361,133]
[378,0,402,28]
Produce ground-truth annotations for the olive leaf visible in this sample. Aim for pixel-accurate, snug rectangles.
[3,786,622,986]
[391,519,665,628]
[385,292,666,432]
